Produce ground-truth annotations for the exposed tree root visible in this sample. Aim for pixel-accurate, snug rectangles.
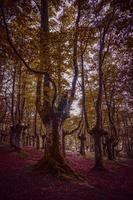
[30,155,84,181]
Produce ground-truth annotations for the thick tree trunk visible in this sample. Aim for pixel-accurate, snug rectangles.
[93,133,104,170]
[33,0,82,180]
[10,123,24,151]
[34,116,81,180]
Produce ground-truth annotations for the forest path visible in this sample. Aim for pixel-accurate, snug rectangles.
[0,144,133,200]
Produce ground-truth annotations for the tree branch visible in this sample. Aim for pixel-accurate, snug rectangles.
[1,6,57,108]
[68,0,81,107]
[33,0,41,12]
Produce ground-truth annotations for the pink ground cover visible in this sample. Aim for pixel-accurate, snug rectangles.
[0,145,133,200]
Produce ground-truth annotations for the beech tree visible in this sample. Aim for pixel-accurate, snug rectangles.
[0,0,83,179]
[0,0,132,178]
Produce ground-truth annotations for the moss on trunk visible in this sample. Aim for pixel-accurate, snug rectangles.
[32,153,83,181]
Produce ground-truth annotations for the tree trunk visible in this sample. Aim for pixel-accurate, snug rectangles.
[34,115,81,180]
[62,133,66,157]
[106,141,113,160]
[93,26,107,170]
[33,0,82,180]
[93,134,103,169]
[79,135,86,156]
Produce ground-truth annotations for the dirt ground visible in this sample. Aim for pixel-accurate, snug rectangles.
[0,144,133,200]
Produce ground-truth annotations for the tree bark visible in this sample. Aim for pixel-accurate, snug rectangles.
[93,31,104,169]
[34,0,82,180]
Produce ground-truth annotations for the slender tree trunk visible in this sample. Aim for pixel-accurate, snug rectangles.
[34,105,40,149]
[93,32,104,170]
[79,135,86,156]
[10,66,16,147]
[62,132,66,157]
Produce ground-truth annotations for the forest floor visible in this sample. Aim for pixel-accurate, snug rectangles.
[0,144,133,200]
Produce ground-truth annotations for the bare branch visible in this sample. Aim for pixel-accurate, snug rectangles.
[69,0,81,107]
[33,0,41,12]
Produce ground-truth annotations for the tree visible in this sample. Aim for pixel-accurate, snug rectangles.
[0,0,83,179]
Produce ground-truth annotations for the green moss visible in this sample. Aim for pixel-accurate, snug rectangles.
[16,151,29,159]
[29,156,84,181]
